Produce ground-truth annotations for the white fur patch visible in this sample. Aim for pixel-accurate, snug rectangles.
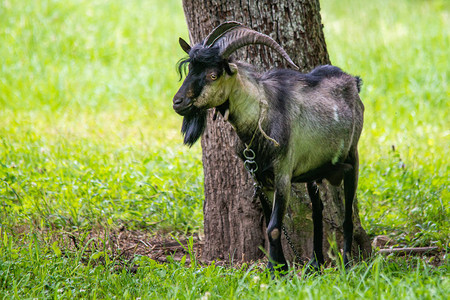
[333,105,339,122]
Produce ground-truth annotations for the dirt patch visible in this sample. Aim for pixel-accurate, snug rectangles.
[7,226,445,270]
[69,230,446,268]
[59,227,205,267]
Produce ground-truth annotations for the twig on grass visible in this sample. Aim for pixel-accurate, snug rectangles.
[377,246,439,256]
[139,239,151,248]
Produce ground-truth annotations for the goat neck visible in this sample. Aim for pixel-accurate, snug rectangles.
[226,65,264,144]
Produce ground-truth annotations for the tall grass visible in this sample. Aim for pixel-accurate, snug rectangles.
[0,0,448,298]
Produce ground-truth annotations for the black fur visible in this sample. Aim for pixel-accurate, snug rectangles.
[177,57,190,80]
[307,65,363,93]
[258,65,355,91]
[309,64,344,78]
[177,45,228,79]
[304,65,344,88]
[181,109,207,147]
[355,76,363,93]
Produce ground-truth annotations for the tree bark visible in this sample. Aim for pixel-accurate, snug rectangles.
[181,0,372,264]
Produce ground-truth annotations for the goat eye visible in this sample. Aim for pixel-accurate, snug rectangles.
[210,73,217,81]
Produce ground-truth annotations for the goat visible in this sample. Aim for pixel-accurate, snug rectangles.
[173,21,364,272]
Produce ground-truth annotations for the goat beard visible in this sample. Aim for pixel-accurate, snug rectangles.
[181,109,207,147]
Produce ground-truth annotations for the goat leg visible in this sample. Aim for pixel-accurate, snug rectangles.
[266,180,289,273]
[343,150,359,268]
[256,187,273,226]
[306,181,324,272]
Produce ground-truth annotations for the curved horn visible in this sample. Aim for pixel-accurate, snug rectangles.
[203,21,243,47]
[208,23,299,70]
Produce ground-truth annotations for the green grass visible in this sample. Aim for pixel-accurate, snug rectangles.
[1,234,448,299]
[0,0,202,234]
[0,0,449,298]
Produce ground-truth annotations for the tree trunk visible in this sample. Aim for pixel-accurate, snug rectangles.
[181,0,372,264]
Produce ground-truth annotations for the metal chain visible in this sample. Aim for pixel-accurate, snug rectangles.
[243,148,258,175]
[281,220,304,264]
[243,146,304,265]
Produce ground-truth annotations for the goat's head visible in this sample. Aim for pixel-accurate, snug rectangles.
[173,21,298,146]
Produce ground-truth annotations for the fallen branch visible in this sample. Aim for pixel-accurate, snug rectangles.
[377,246,439,256]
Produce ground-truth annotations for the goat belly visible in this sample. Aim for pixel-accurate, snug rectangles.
[291,162,351,185]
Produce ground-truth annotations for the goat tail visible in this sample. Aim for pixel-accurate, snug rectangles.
[355,76,363,93]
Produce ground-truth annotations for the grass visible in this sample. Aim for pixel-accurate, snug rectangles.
[1,235,448,299]
[0,0,202,234]
[0,0,449,298]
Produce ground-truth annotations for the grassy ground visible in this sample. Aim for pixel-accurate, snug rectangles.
[0,0,448,298]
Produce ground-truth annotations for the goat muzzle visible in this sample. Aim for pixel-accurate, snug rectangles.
[173,96,194,116]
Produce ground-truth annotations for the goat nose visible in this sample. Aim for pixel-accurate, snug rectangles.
[173,97,183,106]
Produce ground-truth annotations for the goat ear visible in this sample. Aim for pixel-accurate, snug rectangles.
[225,62,238,75]
[179,37,191,54]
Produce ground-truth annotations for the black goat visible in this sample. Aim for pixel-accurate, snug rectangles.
[173,21,364,272]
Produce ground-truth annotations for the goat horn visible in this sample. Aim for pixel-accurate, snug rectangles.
[203,21,243,47]
[207,23,299,70]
